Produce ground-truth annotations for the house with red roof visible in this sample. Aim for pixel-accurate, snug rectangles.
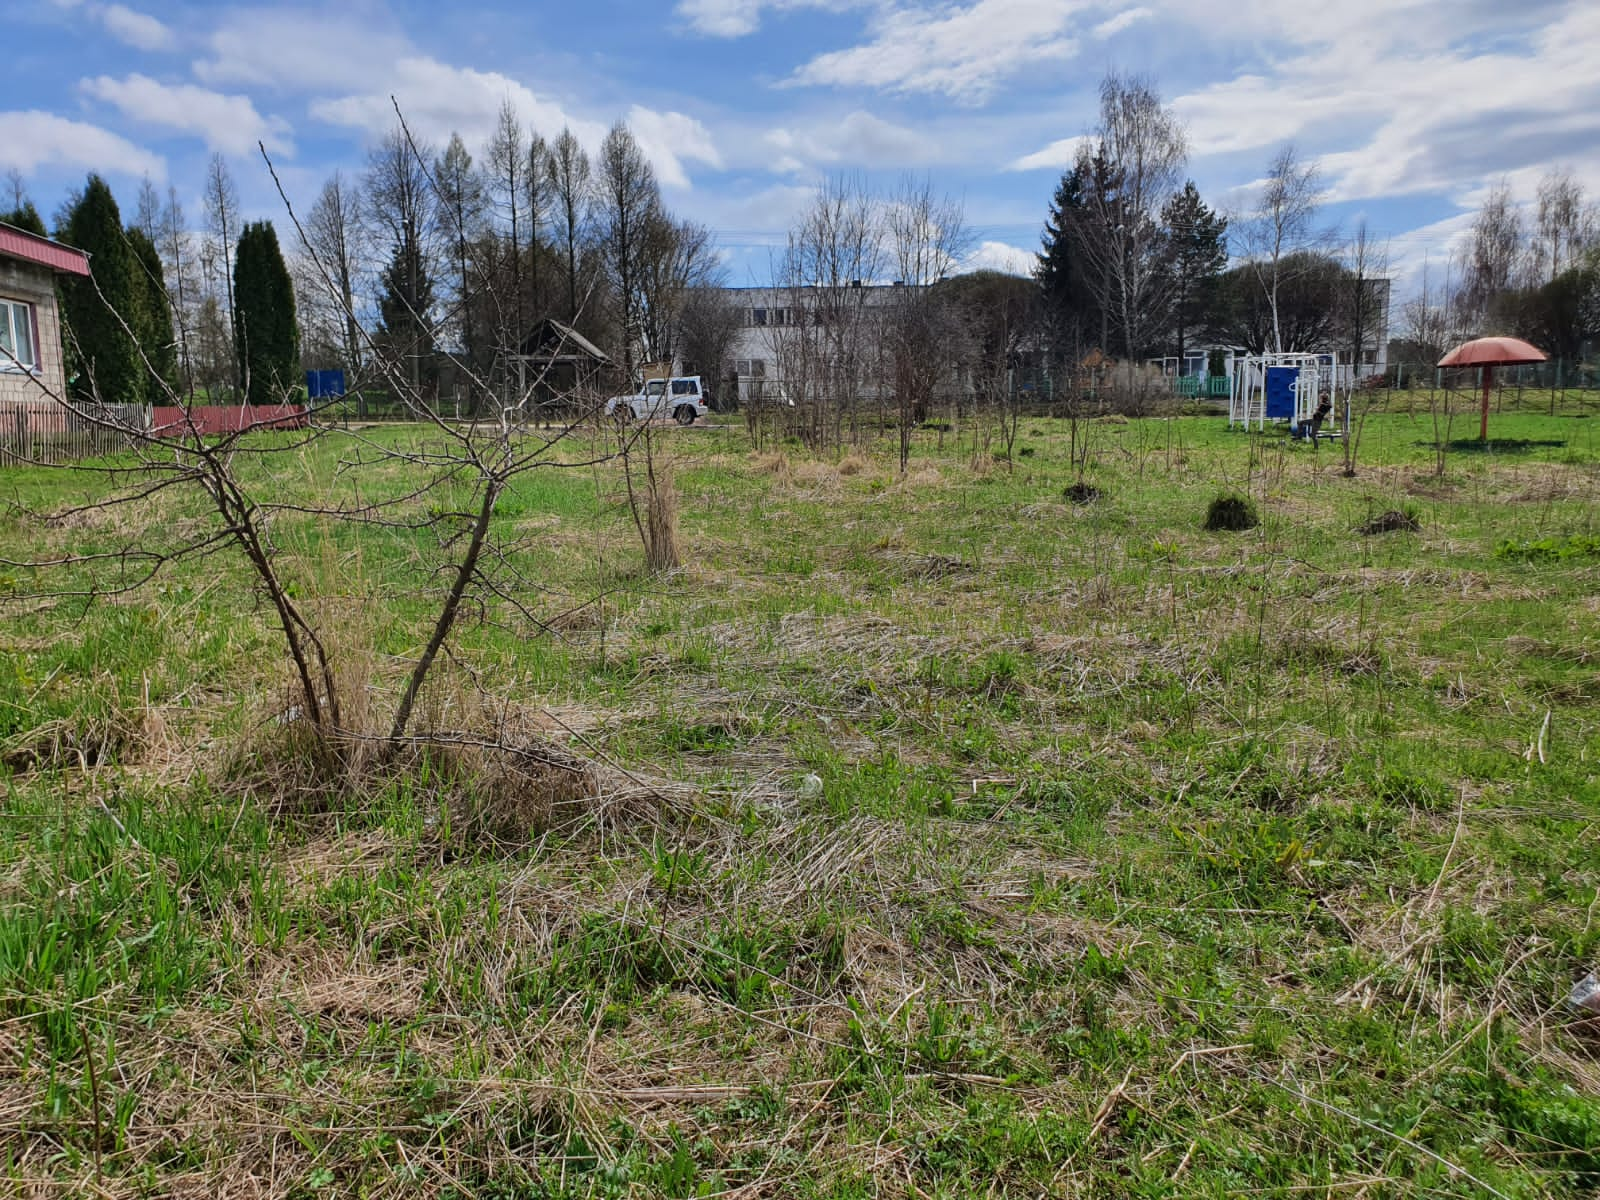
[0,221,91,406]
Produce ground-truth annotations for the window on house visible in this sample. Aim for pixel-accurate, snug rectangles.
[0,299,37,372]
[735,358,766,378]
[752,308,768,327]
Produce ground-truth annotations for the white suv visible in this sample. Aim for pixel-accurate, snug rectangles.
[605,376,709,425]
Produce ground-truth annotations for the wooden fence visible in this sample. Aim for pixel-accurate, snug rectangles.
[0,401,150,466]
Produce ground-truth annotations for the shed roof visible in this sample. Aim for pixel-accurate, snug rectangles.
[0,223,91,277]
[517,318,611,364]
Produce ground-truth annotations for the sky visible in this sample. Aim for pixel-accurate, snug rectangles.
[4,0,1600,300]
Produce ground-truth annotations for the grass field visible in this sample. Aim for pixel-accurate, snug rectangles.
[2,403,1599,1198]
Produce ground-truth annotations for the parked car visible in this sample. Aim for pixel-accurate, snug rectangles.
[604,376,708,425]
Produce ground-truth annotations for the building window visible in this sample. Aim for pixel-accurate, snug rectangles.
[735,358,766,378]
[0,299,37,372]
[752,308,768,327]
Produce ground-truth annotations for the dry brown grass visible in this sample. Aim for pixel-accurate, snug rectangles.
[644,459,681,574]
[750,450,792,481]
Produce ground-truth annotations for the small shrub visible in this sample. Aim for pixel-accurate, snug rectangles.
[1063,482,1101,504]
[1203,493,1258,531]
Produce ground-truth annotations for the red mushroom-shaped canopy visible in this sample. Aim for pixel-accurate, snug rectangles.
[1437,336,1547,368]
[1437,337,1549,441]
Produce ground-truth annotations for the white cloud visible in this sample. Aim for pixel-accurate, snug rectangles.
[790,0,1089,102]
[0,111,164,178]
[676,0,767,36]
[1093,5,1151,36]
[195,9,415,91]
[675,0,867,37]
[1007,134,1092,172]
[1170,1,1600,207]
[81,74,294,156]
[764,110,941,171]
[963,240,1034,275]
[309,58,606,157]
[626,106,723,189]
[99,4,175,51]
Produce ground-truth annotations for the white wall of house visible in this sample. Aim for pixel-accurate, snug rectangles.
[0,256,67,404]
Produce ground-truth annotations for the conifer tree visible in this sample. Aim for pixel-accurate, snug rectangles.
[1037,161,1100,363]
[59,175,143,404]
[1161,181,1227,366]
[126,225,180,400]
[377,239,437,391]
[1,202,48,237]
[232,220,300,405]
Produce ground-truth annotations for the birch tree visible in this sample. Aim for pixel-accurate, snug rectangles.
[1243,144,1323,354]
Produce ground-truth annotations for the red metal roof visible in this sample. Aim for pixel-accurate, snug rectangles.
[0,223,92,277]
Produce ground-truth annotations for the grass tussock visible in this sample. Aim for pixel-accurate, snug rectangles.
[644,460,681,574]
[751,450,792,480]
[1203,492,1259,530]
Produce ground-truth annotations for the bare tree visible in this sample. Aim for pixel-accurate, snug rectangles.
[1534,168,1587,283]
[1339,219,1389,477]
[596,122,659,382]
[366,128,439,394]
[433,134,485,366]
[1072,73,1187,388]
[304,170,369,391]
[677,284,744,409]
[134,176,162,242]
[885,175,968,470]
[159,186,197,397]
[1457,181,1522,332]
[4,167,25,212]
[484,99,527,350]
[773,173,885,446]
[203,154,241,395]
[636,209,718,368]
[1244,144,1324,354]
[940,270,1040,470]
[547,127,592,322]
[526,131,551,318]
[9,115,643,786]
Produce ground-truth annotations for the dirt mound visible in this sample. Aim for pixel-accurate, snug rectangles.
[1359,509,1421,535]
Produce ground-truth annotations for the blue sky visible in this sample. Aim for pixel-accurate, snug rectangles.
[5,0,1600,297]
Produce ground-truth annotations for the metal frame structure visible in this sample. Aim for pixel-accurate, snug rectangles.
[1229,352,1341,431]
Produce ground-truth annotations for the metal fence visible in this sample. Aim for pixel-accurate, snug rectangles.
[0,401,149,466]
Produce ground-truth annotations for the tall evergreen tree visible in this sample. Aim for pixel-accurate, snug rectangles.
[1036,160,1100,363]
[59,175,143,404]
[1,202,48,237]
[1160,181,1227,366]
[232,221,300,405]
[377,240,436,392]
[126,225,180,400]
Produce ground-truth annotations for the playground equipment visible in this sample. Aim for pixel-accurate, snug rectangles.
[1229,352,1343,433]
